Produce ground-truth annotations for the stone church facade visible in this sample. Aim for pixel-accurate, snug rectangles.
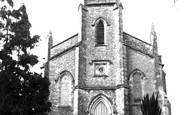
[47,0,171,115]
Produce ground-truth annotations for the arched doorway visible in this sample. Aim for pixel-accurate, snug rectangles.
[94,101,109,115]
[89,94,112,115]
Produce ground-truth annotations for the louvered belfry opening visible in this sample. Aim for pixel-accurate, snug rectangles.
[96,20,104,45]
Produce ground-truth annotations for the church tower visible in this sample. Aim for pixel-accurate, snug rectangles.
[77,0,128,115]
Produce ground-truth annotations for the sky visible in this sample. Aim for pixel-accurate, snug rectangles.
[14,0,185,114]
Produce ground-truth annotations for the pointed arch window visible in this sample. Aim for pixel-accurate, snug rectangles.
[129,70,145,102]
[96,20,105,45]
[129,69,146,115]
[59,71,73,106]
[132,73,142,101]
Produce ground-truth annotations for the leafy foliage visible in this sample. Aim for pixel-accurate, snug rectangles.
[0,0,51,114]
[141,93,162,115]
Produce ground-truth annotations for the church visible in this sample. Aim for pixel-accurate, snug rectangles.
[46,0,171,115]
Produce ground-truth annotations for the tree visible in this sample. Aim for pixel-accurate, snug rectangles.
[141,93,162,115]
[0,0,51,114]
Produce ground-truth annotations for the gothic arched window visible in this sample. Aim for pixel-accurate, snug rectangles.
[129,69,145,102]
[96,20,105,45]
[59,71,73,106]
[129,69,146,115]
[132,72,142,101]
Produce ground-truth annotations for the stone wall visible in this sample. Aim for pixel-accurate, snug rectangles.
[127,48,156,95]
[49,49,76,115]
[127,47,156,115]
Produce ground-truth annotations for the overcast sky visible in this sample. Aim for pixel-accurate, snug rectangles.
[15,0,185,114]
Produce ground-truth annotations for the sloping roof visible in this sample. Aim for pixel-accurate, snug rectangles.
[49,32,154,60]
[123,32,153,57]
[50,34,79,59]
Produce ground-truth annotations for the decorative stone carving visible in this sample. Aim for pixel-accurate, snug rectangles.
[94,63,108,76]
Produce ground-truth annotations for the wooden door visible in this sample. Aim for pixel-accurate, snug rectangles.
[94,102,109,115]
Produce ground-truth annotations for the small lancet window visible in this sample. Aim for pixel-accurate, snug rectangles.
[96,20,104,45]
